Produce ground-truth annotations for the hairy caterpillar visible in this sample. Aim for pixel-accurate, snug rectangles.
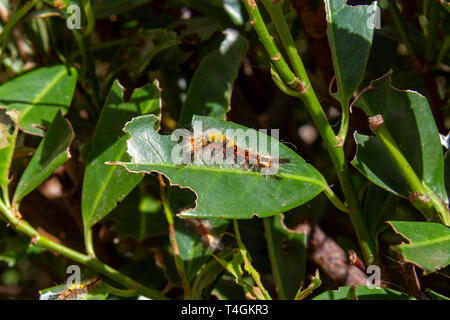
[183,131,290,172]
[57,277,102,300]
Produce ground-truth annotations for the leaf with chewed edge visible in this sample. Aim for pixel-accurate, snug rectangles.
[352,71,447,202]
[82,80,161,229]
[178,30,248,125]
[264,214,307,299]
[352,72,449,224]
[388,221,450,274]
[112,114,326,219]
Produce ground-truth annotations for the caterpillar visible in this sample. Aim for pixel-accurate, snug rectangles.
[183,131,290,172]
[57,277,102,300]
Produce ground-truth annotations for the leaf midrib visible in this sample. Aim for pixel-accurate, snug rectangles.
[400,234,450,249]
[121,161,326,188]
[84,142,132,227]
[18,67,69,121]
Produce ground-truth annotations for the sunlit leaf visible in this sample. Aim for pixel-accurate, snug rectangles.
[179,30,248,125]
[325,0,377,104]
[0,65,77,136]
[113,115,326,219]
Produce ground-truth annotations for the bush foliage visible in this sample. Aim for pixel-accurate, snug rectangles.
[0,0,449,300]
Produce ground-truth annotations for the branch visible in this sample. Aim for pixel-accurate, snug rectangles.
[242,0,376,263]
[0,196,168,300]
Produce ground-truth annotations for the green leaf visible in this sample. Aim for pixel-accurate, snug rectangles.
[168,184,230,286]
[81,80,161,229]
[0,107,19,187]
[294,270,322,300]
[110,29,179,81]
[174,216,228,284]
[191,248,233,299]
[113,114,326,219]
[364,184,400,252]
[213,249,255,297]
[108,185,166,241]
[353,133,408,196]
[91,0,151,19]
[354,128,447,223]
[212,276,246,299]
[13,111,74,206]
[425,288,450,300]
[118,256,167,291]
[223,0,245,25]
[0,236,27,267]
[346,285,358,300]
[0,65,77,136]
[264,214,307,299]
[0,234,43,267]
[313,285,413,300]
[352,72,448,202]
[179,0,241,27]
[324,0,377,104]
[178,30,248,125]
[388,221,450,274]
[445,151,450,201]
[172,17,220,42]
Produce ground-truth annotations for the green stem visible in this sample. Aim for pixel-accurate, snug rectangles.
[0,199,167,300]
[242,0,304,93]
[387,0,416,55]
[294,269,322,300]
[377,128,425,193]
[101,282,139,298]
[375,125,450,225]
[84,227,96,258]
[212,252,259,298]
[1,185,10,208]
[233,220,271,300]
[322,184,349,214]
[260,0,310,88]
[262,0,351,141]
[244,0,376,263]
[337,99,351,142]
[425,0,439,62]
[436,37,450,65]
[82,0,96,36]
[159,176,190,299]
[263,217,286,299]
